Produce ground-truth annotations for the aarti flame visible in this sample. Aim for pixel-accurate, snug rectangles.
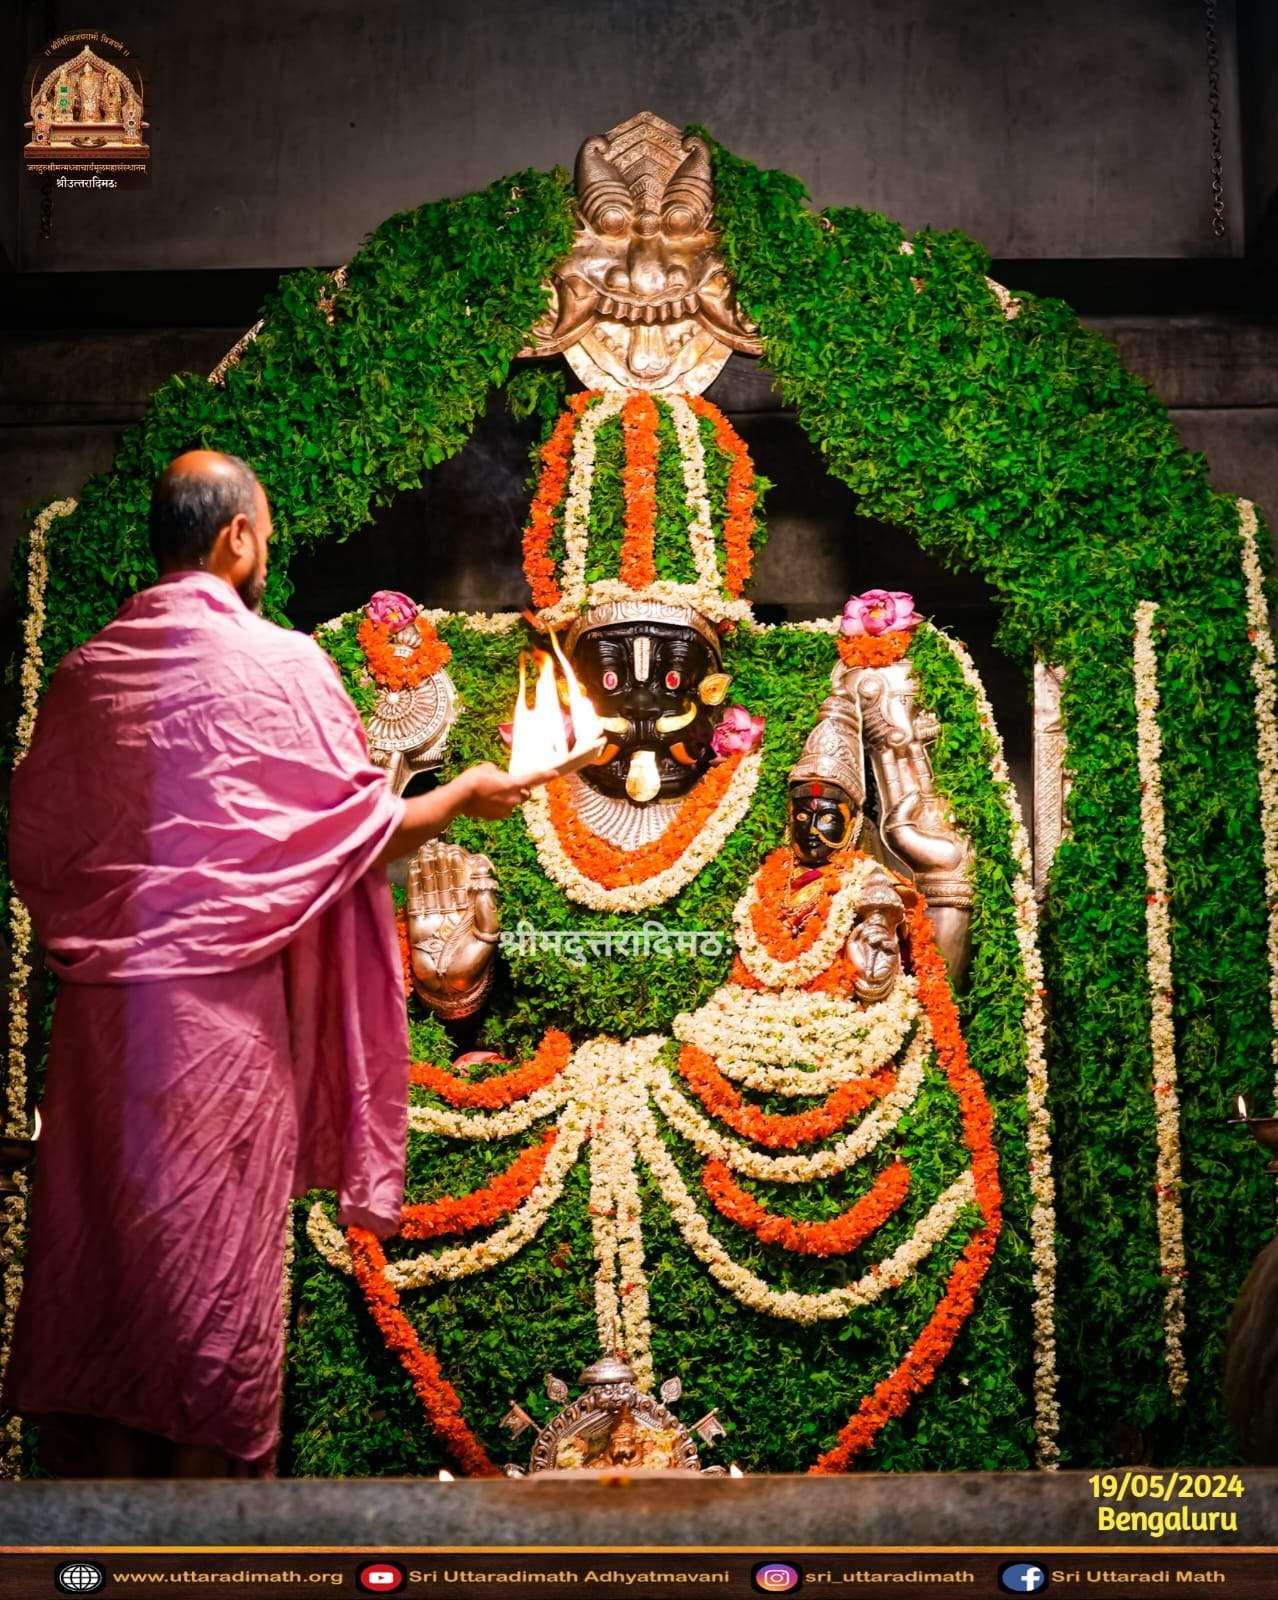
[508,631,606,780]
[1238,1095,1249,1120]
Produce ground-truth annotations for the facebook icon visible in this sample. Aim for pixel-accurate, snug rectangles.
[997,1561,1048,1594]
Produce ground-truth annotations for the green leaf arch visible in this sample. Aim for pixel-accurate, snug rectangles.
[17,134,1277,1465]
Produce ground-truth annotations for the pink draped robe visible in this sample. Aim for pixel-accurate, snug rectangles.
[3,572,410,1465]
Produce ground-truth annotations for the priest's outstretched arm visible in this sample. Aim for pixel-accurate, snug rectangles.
[374,761,557,867]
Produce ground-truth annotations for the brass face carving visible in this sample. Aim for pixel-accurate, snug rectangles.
[520,111,762,395]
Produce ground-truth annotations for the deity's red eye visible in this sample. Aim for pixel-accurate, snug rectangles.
[602,670,619,691]
[665,670,681,690]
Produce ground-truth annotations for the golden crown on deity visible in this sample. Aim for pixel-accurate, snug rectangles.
[521,387,767,644]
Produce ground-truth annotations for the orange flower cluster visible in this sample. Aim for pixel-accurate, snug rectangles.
[399,1129,557,1241]
[810,895,1002,1473]
[545,753,744,888]
[395,904,413,998]
[703,1158,911,1256]
[749,846,851,962]
[677,1043,895,1150]
[837,631,912,671]
[347,1225,498,1476]
[689,395,758,597]
[521,391,596,609]
[357,618,452,690]
[410,1028,572,1108]
[620,392,659,589]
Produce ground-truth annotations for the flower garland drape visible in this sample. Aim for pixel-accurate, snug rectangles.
[1237,498,1278,1115]
[1,497,77,1481]
[1132,600,1188,1403]
[929,632,1060,1465]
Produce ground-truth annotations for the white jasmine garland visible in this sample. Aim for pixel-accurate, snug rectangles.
[673,980,919,1096]
[646,1022,931,1182]
[418,608,524,635]
[1237,499,1278,1114]
[280,1202,296,1346]
[1133,601,1188,1404]
[539,390,626,627]
[583,1041,656,1389]
[666,394,726,593]
[580,577,754,626]
[523,749,762,912]
[732,856,875,988]
[740,615,841,635]
[931,627,1060,1466]
[3,498,75,1480]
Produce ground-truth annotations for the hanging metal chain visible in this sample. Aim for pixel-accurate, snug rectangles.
[1204,0,1227,239]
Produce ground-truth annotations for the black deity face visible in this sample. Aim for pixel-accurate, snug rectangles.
[790,781,858,865]
[571,622,722,802]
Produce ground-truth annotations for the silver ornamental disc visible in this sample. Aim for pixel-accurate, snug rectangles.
[366,670,455,754]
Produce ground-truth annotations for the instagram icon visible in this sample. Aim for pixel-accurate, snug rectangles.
[752,1561,803,1592]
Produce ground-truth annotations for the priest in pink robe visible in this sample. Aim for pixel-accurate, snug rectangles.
[4,451,548,1477]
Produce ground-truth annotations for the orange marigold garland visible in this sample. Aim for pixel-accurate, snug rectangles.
[347,1226,499,1476]
[689,395,758,597]
[620,392,659,589]
[545,752,744,889]
[410,1028,572,1109]
[837,631,912,671]
[809,893,1002,1473]
[747,846,852,963]
[677,1043,895,1150]
[704,1158,911,1255]
[395,904,413,998]
[399,1129,557,1240]
[357,617,452,689]
[521,392,596,609]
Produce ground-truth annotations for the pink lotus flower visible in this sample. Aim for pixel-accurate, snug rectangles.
[365,589,420,628]
[841,589,921,637]
[712,705,765,757]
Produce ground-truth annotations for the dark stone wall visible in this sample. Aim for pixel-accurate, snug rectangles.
[8,0,1244,271]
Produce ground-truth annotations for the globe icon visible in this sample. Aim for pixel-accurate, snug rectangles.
[56,1561,105,1594]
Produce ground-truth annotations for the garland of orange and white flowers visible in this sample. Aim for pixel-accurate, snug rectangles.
[306,1084,592,1286]
[1236,498,1278,1112]
[634,1094,975,1322]
[312,913,1002,1468]
[672,977,918,1096]
[523,749,762,912]
[929,627,1059,1465]
[650,1022,932,1183]
[1,497,77,1481]
[539,389,625,627]
[687,396,758,598]
[732,853,876,988]
[529,389,755,629]
[1132,600,1188,1403]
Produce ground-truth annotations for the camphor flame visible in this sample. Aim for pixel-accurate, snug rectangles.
[508,630,605,779]
[547,626,605,752]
